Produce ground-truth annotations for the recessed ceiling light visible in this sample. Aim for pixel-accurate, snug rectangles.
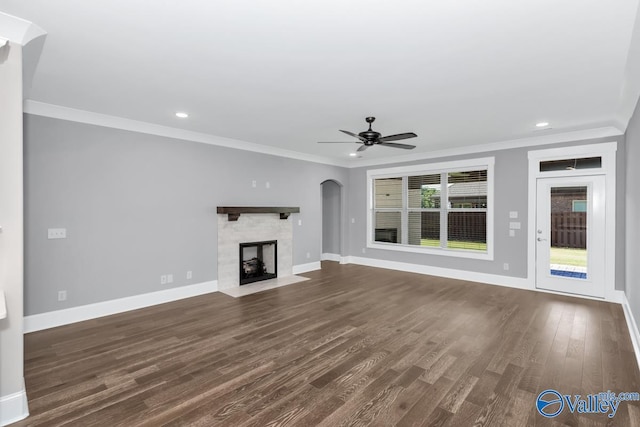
[535,121,550,127]
[175,112,189,118]
[349,153,357,157]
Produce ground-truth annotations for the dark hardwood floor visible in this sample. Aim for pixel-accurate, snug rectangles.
[15,262,640,426]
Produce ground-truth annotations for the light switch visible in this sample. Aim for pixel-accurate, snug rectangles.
[509,211,518,218]
[509,222,521,230]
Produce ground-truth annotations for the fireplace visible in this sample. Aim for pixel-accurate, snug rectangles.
[217,210,295,290]
[239,240,277,285]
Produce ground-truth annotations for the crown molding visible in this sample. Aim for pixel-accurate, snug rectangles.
[24,100,624,169]
[0,12,46,46]
[23,100,350,168]
[348,126,623,168]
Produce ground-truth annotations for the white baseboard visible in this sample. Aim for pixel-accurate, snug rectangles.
[0,380,28,426]
[609,290,626,304]
[342,256,531,290]
[24,263,321,333]
[24,281,218,333]
[292,261,321,274]
[622,293,640,373]
[321,253,341,262]
[342,256,627,303]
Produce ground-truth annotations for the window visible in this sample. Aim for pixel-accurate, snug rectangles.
[367,157,494,260]
[539,156,602,172]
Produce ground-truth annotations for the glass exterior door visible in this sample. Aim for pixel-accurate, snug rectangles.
[535,176,605,298]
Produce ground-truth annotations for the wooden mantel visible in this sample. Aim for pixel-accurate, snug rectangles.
[217,206,300,221]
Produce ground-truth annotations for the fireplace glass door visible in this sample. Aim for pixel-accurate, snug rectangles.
[239,240,277,285]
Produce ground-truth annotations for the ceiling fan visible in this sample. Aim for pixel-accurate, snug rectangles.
[318,117,417,152]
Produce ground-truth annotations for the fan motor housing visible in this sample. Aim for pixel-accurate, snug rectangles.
[359,131,381,144]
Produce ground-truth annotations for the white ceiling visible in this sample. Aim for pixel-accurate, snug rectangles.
[2,0,640,165]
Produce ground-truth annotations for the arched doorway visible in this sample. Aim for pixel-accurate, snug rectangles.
[321,180,342,261]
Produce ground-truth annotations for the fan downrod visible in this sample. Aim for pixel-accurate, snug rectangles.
[365,116,375,129]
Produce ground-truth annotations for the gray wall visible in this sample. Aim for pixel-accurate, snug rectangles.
[24,113,630,317]
[347,136,626,286]
[322,180,342,255]
[626,98,640,329]
[24,115,348,315]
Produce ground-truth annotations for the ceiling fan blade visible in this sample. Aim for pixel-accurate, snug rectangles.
[357,144,369,152]
[340,129,367,142]
[378,132,417,142]
[317,141,357,144]
[378,142,416,150]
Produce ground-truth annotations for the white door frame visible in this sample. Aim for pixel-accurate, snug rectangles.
[527,141,619,302]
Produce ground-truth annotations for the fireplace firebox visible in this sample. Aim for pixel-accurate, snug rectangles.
[239,240,277,285]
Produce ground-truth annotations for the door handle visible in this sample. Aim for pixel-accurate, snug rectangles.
[537,237,547,242]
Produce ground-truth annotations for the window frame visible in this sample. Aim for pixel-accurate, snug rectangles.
[366,157,495,260]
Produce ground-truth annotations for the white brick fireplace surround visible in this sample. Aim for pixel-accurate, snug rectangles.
[217,211,295,290]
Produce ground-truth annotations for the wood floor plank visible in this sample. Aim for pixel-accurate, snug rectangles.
[438,373,479,414]
[13,262,640,426]
[442,400,482,426]
[315,368,402,426]
[395,376,455,426]
[368,378,432,427]
[465,369,502,407]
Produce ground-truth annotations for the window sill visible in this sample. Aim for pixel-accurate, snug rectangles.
[367,241,494,260]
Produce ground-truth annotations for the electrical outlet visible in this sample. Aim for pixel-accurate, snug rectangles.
[58,290,67,301]
[362,248,366,254]
[187,270,193,279]
[265,181,270,189]
[352,218,356,223]
[160,275,167,285]
[48,228,67,239]
[298,220,302,226]
[503,263,510,271]
[306,252,310,259]
[509,229,515,237]
[167,274,173,284]
[252,180,257,188]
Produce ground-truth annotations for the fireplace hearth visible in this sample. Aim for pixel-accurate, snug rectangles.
[239,240,277,285]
